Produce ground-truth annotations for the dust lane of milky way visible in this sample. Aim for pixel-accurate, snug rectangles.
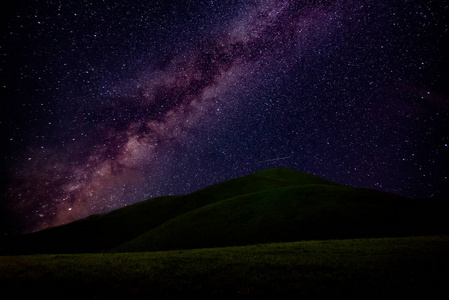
[2,0,448,234]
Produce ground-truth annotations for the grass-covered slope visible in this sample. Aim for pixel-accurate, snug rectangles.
[4,195,182,254]
[5,168,327,254]
[112,183,442,252]
[4,167,448,254]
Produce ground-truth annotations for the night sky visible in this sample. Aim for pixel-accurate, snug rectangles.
[1,0,448,235]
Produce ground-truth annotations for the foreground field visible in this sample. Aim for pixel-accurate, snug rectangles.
[1,235,448,299]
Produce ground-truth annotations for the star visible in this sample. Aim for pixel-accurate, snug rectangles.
[1,0,448,234]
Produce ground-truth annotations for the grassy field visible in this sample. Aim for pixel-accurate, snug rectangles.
[1,235,448,299]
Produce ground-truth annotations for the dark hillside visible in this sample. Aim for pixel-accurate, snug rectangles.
[113,184,444,252]
[3,168,317,254]
[3,168,448,254]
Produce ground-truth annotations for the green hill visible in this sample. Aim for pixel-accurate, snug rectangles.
[112,184,446,252]
[3,168,448,254]
[4,168,326,254]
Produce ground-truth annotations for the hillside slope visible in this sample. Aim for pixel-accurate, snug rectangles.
[3,168,448,254]
[112,183,443,252]
[5,168,328,254]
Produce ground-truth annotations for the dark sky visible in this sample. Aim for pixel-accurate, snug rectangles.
[1,0,448,235]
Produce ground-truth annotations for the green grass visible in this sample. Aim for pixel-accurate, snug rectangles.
[1,235,448,299]
[4,168,448,254]
[112,183,447,252]
[6,168,330,254]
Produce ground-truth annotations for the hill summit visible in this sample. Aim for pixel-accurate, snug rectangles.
[3,168,448,254]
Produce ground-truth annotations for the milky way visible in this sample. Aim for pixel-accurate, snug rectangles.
[2,0,448,234]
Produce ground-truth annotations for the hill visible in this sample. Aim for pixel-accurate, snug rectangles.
[3,167,448,254]
[112,184,447,252]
